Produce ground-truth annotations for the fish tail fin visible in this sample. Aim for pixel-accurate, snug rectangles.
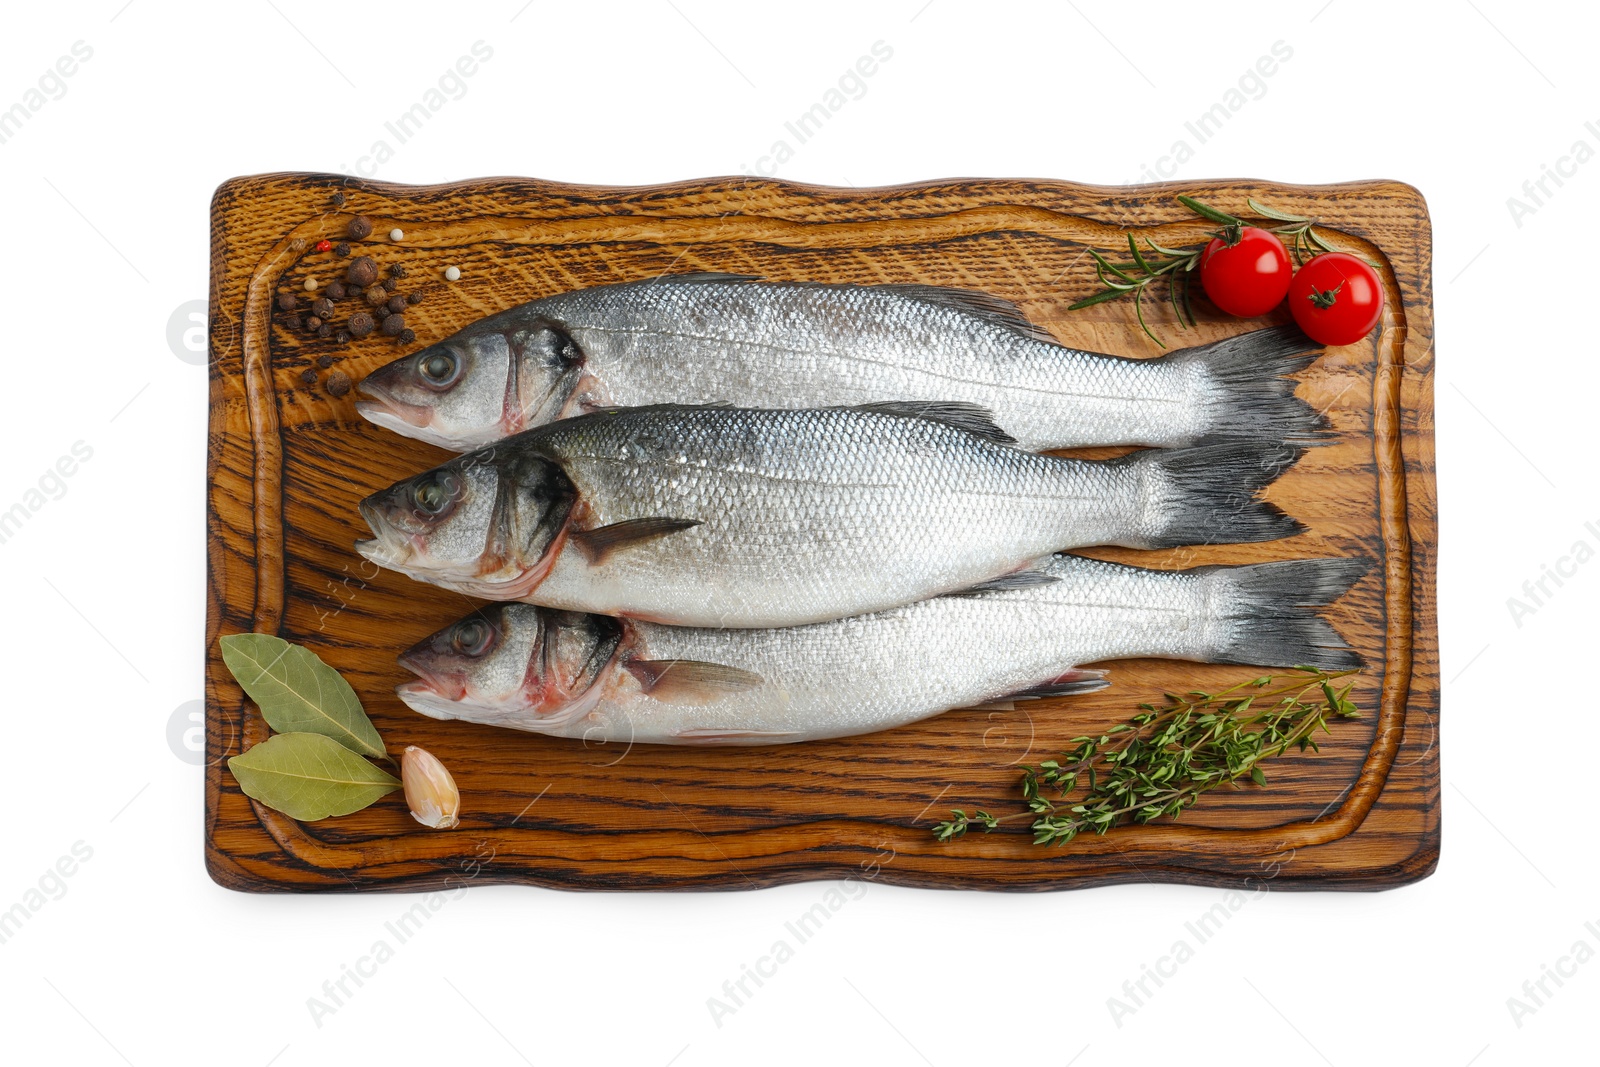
[1201,557,1370,670]
[1127,441,1304,548]
[1166,325,1331,447]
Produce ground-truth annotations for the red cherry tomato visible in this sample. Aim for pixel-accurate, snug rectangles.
[1288,252,1384,346]
[1198,226,1292,317]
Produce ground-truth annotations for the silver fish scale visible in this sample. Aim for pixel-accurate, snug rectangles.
[521,405,1151,627]
[540,555,1221,744]
[536,279,1209,450]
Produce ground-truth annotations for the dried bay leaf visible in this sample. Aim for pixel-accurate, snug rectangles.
[220,633,385,758]
[227,733,400,821]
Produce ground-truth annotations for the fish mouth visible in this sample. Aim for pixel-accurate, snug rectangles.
[355,373,436,430]
[354,498,412,570]
[396,680,465,721]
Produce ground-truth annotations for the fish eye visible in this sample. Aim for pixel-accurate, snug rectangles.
[451,618,495,656]
[410,472,460,516]
[417,350,461,389]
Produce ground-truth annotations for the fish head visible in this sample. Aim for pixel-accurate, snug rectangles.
[396,604,623,728]
[356,317,589,451]
[355,446,576,600]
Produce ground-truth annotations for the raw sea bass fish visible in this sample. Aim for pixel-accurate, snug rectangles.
[356,402,1303,628]
[394,556,1367,745]
[355,274,1326,452]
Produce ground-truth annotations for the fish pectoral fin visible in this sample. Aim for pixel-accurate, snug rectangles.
[624,658,764,706]
[671,728,802,745]
[1003,668,1111,701]
[939,570,1060,598]
[569,517,702,564]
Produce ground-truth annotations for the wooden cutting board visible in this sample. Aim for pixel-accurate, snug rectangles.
[204,174,1437,892]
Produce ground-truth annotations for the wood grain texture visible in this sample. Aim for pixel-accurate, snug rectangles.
[204,174,1438,892]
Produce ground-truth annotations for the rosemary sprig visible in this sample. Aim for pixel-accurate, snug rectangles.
[933,669,1361,847]
[1245,197,1345,266]
[1067,233,1203,348]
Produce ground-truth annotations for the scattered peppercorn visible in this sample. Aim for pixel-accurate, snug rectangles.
[317,354,334,369]
[407,291,423,305]
[306,315,323,331]
[330,191,346,207]
[380,313,406,337]
[312,297,334,319]
[286,314,303,330]
[389,264,407,279]
[381,277,398,292]
[325,281,347,300]
[443,266,461,282]
[277,293,298,312]
[316,239,332,253]
[335,330,350,344]
[347,312,375,338]
[300,368,317,385]
[326,370,352,397]
[365,284,390,306]
[303,277,319,292]
[387,295,407,315]
[389,228,405,242]
[398,327,416,344]
[347,215,374,240]
[334,241,351,256]
[317,324,333,339]
[346,256,378,288]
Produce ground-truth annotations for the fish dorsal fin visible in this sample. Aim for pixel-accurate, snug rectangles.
[642,276,1058,345]
[577,401,734,421]
[624,659,764,705]
[849,401,1017,446]
[1003,668,1111,701]
[570,517,701,564]
[939,571,1060,598]
[879,284,1060,345]
[642,272,764,286]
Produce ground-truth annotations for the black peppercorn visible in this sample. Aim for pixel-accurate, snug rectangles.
[334,241,351,256]
[389,264,407,279]
[380,313,405,337]
[397,327,416,344]
[326,370,352,397]
[312,297,334,317]
[406,291,423,305]
[285,314,303,330]
[346,256,378,288]
[330,191,346,207]
[317,323,332,339]
[306,315,322,331]
[335,330,351,344]
[347,312,375,338]
[277,292,298,312]
[300,368,317,385]
[316,354,334,368]
[387,295,406,315]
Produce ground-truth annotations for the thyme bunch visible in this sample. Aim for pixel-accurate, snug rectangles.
[934,669,1361,847]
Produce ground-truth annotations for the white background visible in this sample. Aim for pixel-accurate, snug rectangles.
[0,1,1593,1063]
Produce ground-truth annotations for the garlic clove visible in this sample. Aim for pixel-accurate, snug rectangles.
[401,745,461,829]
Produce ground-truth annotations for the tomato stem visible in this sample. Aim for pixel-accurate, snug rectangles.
[1308,282,1343,309]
